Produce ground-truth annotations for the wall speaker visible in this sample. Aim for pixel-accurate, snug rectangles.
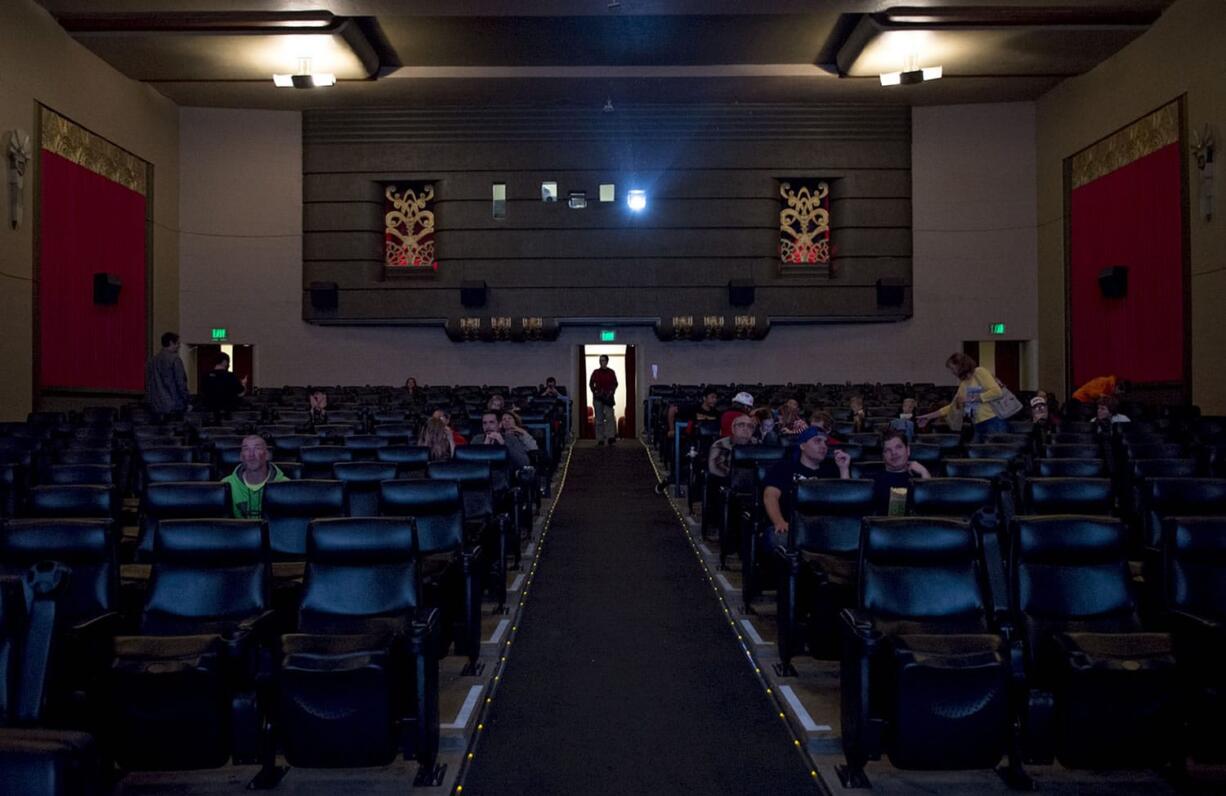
[309,281,338,311]
[728,279,755,307]
[875,277,906,307]
[461,280,487,308]
[1098,266,1128,299]
[92,273,121,305]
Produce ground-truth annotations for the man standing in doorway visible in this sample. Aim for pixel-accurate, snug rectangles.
[590,354,618,446]
[145,331,191,418]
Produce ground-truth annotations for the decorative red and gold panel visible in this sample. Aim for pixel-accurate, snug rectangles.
[384,183,436,269]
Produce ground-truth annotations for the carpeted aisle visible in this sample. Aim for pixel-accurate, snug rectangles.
[461,443,817,795]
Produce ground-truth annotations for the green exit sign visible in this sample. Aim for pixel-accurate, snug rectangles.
[989,323,1006,336]
[211,328,228,341]
[600,329,616,342]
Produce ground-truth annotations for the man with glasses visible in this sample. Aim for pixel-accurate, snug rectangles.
[222,435,287,519]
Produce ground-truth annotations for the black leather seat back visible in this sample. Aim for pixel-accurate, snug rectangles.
[144,481,229,518]
[965,444,1023,463]
[1044,444,1100,460]
[143,519,269,635]
[46,464,113,486]
[942,458,1008,480]
[1010,516,1138,661]
[910,478,993,518]
[427,461,494,521]
[729,445,786,494]
[454,445,511,495]
[299,518,419,634]
[145,462,214,484]
[264,480,346,559]
[908,443,942,466]
[1131,458,1198,480]
[376,445,431,478]
[271,435,322,461]
[138,446,195,466]
[1125,442,1186,461]
[1038,458,1106,478]
[921,434,962,454]
[1145,478,1226,548]
[1164,516,1226,619]
[26,485,114,519]
[342,435,389,460]
[55,448,111,466]
[859,517,990,632]
[1024,477,1113,515]
[379,479,464,555]
[332,462,399,517]
[0,519,116,621]
[298,445,353,479]
[792,478,875,555]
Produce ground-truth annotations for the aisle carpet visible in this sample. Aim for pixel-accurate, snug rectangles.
[460,443,818,795]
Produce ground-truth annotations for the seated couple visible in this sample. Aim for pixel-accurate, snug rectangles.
[761,427,930,551]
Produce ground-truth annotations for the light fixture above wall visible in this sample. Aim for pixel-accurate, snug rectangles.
[273,57,335,89]
[879,54,941,86]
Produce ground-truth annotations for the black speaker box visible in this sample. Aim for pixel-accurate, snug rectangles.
[461,280,487,308]
[728,279,755,307]
[92,273,121,305]
[1098,266,1128,298]
[309,281,338,311]
[875,278,906,307]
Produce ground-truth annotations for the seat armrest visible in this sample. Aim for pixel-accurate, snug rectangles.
[839,608,882,649]
[1168,609,1224,636]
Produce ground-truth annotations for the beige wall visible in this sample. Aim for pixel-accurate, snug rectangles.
[178,102,1039,424]
[1037,0,1226,412]
[0,0,179,420]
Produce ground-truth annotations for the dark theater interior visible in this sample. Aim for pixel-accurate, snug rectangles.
[2,0,1226,792]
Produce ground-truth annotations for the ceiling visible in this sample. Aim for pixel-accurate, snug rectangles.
[37,0,1176,109]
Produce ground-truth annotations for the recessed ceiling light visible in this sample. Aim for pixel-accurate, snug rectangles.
[273,57,335,89]
[880,55,941,87]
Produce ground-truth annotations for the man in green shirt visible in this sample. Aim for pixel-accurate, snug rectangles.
[222,435,287,518]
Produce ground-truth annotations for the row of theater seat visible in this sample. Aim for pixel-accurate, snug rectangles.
[821,512,1225,785]
[1,516,456,787]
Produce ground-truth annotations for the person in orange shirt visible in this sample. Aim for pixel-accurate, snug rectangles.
[1072,375,1116,404]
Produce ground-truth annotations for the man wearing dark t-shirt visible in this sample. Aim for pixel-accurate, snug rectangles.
[864,430,931,513]
[762,426,851,551]
[200,353,244,417]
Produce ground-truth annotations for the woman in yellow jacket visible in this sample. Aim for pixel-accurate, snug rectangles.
[917,352,1010,439]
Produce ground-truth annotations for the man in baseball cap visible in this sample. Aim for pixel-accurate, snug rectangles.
[720,391,755,437]
[760,425,852,551]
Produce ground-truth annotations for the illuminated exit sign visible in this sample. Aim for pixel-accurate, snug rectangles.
[211,328,228,341]
[600,329,616,342]
[989,323,1006,336]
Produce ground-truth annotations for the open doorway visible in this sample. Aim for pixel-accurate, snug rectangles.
[577,344,636,440]
[963,340,1027,390]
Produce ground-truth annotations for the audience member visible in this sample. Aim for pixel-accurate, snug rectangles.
[720,391,755,437]
[1093,396,1131,435]
[854,430,930,513]
[145,331,191,417]
[761,427,851,549]
[708,414,758,479]
[848,394,867,433]
[421,416,456,462]
[540,376,569,402]
[308,388,328,427]
[1072,374,1129,406]
[432,408,468,446]
[1030,393,1059,432]
[500,411,539,469]
[916,352,1012,439]
[888,397,917,441]
[752,408,780,446]
[222,435,288,519]
[487,393,506,412]
[777,400,808,441]
[403,376,422,402]
[668,388,720,439]
[590,355,619,446]
[199,352,245,417]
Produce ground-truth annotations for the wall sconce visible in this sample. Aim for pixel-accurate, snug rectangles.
[6,129,32,229]
[702,315,725,339]
[1192,123,1215,221]
[491,316,512,341]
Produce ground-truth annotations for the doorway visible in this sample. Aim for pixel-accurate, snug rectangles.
[193,343,254,394]
[578,344,636,440]
[963,340,1025,390]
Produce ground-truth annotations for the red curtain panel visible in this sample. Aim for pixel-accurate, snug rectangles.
[1070,141,1183,386]
[38,150,147,391]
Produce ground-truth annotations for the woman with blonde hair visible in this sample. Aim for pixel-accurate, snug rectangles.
[419,416,455,462]
[917,352,1013,439]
